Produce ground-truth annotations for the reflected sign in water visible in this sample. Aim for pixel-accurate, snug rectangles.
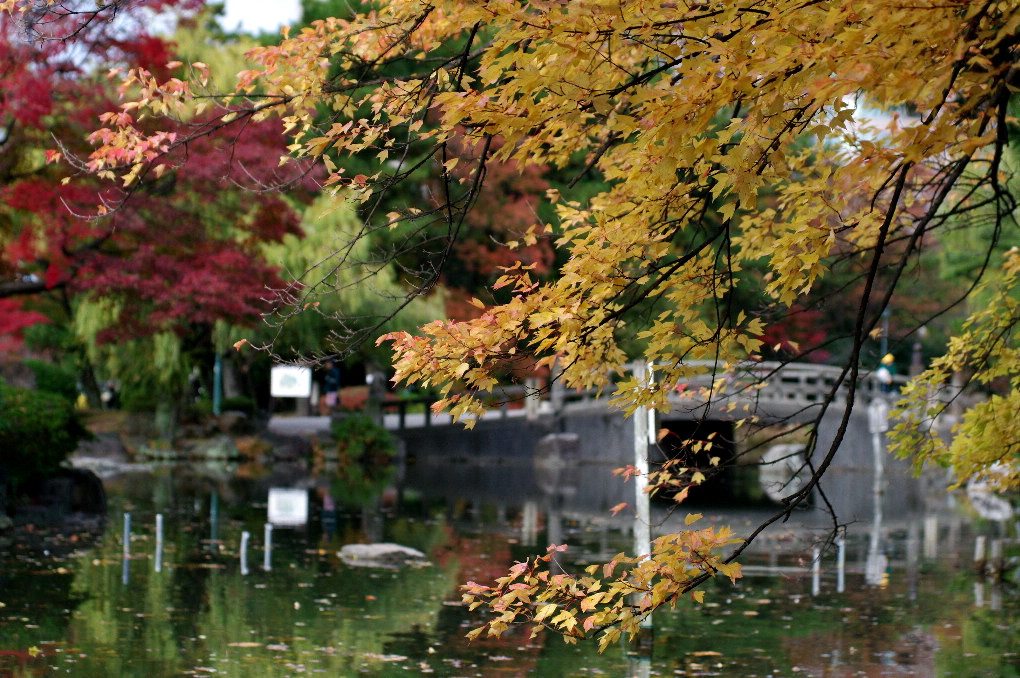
[267,487,309,526]
[267,483,306,526]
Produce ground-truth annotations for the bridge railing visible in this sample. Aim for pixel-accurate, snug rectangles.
[555,360,912,412]
[718,361,910,405]
[385,360,938,429]
[383,384,534,430]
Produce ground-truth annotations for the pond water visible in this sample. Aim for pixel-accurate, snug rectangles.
[1,461,1017,677]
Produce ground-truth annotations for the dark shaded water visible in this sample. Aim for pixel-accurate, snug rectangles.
[1,462,1017,677]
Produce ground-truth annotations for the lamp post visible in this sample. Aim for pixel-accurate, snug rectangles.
[213,354,223,416]
[879,307,891,359]
[910,325,928,377]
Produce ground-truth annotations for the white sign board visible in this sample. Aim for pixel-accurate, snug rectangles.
[270,365,313,398]
[267,487,309,526]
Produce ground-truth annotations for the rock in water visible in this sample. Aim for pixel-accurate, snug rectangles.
[338,543,428,568]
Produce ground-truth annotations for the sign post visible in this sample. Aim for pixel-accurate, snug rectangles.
[270,365,313,398]
[270,365,313,415]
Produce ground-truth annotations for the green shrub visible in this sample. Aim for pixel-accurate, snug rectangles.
[221,396,257,416]
[331,415,396,461]
[22,359,77,402]
[0,385,91,492]
[180,397,212,423]
[119,380,159,412]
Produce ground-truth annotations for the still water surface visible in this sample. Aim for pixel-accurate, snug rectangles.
[1,462,1016,677]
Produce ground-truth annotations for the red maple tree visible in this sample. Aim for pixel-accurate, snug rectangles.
[0,2,312,354]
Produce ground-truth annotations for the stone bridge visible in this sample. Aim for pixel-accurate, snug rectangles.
[269,360,958,519]
[385,360,964,521]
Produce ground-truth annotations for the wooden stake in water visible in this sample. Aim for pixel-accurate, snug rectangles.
[154,513,164,573]
[263,523,273,571]
[240,530,250,576]
[122,512,131,585]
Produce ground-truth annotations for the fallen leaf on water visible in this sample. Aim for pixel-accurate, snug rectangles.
[363,653,407,662]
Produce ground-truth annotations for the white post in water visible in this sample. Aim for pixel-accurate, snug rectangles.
[240,531,250,576]
[836,535,846,593]
[866,398,889,586]
[632,361,652,561]
[631,360,655,638]
[263,523,273,571]
[122,512,131,585]
[154,514,164,573]
[989,539,1003,579]
[811,546,821,596]
[923,516,938,560]
[973,535,987,574]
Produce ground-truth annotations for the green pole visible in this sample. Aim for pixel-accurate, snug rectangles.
[213,354,223,416]
[210,491,219,547]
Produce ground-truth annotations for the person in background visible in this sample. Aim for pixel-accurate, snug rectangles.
[321,360,342,415]
[876,353,897,393]
[101,381,120,409]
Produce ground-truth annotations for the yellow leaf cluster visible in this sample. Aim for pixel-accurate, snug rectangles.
[891,247,1020,491]
[458,517,742,652]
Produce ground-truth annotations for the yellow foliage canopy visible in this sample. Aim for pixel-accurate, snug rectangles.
[58,0,1018,419]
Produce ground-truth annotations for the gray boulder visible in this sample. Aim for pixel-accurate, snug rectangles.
[75,433,130,462]
[190,434,239,460]
[338,543,428,568]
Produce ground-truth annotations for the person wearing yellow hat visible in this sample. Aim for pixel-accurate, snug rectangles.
[876,353,897,393]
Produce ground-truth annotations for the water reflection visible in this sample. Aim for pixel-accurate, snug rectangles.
[0,461,1016,677]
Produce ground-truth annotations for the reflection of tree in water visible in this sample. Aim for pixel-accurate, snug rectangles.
[42,494,465,675]
[126,471,230,647]
[777,563,1019,678]
[167,548,216,645]
[382,623,434,661]
[328,415,398,509]
[0,528,91,667]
